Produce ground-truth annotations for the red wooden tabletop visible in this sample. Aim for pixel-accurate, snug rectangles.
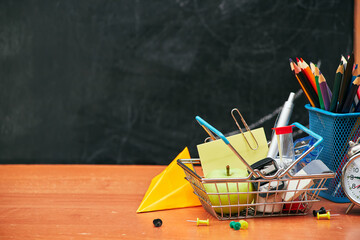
[0,164,359,240]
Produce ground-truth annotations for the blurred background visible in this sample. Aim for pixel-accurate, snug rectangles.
[0,0,354,164]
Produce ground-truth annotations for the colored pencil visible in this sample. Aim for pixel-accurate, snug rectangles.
[352,64,359,106]
[320,71,332,99]
[350,64,358,88]
[298,58,318,95]
[314,66,325,109]
[329,62,344,112]
[337,53,354,112]
[310,62,316,74]
[341,55,348,69]
[291,59,320,108]
[319,71,331,111]
[317,68,333,101]
[355,99,360,112]
[352,66,360,100]
[341,76,360,113]
[310,61,332,99]
[352,64,359,80]
[289,58,295,71]
[290,59,315,107]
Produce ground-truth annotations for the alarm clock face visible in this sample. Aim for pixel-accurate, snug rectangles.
[342,157,360,203]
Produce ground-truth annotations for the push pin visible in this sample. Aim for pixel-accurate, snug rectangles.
[230,221,241,230]
[230,220,248,230]
[187,218,209,226]
[239,220,248,230]
[153,218,162,227]
[317,211,340,220]
[313,207,327,217]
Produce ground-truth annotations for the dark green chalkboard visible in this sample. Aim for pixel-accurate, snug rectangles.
[0,0,354,164]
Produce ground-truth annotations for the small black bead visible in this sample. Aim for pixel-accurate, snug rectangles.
[153,218,162,227]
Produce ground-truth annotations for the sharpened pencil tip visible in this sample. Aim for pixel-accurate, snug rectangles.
[289,58,293,62]
[296,57,300,62]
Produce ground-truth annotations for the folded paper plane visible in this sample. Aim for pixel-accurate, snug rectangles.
[136,147,201,213]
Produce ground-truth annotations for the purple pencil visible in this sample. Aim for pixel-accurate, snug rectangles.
[319,73,331,111]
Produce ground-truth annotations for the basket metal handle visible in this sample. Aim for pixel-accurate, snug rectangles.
[278,122,323,178]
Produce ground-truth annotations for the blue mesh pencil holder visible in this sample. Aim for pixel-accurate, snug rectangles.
[306,104,360,202]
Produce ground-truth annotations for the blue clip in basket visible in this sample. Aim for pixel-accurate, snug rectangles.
[306,104,360,203]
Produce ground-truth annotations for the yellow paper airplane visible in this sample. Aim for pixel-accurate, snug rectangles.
[136,147,201,213]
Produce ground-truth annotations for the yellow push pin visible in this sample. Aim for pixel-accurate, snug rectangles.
[317,211,340,220]
[239,220,248,230]
[187,218,210,226]
[317,211,331,220]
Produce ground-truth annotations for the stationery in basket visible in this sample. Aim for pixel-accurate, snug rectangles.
[177,118,335,220]
[196,108,268,177]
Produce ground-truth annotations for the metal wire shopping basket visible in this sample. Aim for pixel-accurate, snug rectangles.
[177,119,335,220]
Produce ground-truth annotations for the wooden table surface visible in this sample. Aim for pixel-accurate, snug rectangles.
[0,164,360,240]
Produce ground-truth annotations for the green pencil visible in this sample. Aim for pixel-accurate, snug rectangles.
[315,66,324,110]
[330,62,344,112]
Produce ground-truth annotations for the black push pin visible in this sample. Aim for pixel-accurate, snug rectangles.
[153,218,163,227]
[313,207,327,217]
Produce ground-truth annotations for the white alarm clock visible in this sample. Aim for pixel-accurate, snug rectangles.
[342,137,360,214]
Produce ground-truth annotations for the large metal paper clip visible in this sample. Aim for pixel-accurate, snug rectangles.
[231,108,259,150]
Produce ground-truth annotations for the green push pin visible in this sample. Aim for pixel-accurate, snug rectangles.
[229,221,235,228]
[230,220,248,230]
[233,222,241,230]
[229,221,241,230]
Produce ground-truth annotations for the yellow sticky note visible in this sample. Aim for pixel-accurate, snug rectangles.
[197,128,268,177]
